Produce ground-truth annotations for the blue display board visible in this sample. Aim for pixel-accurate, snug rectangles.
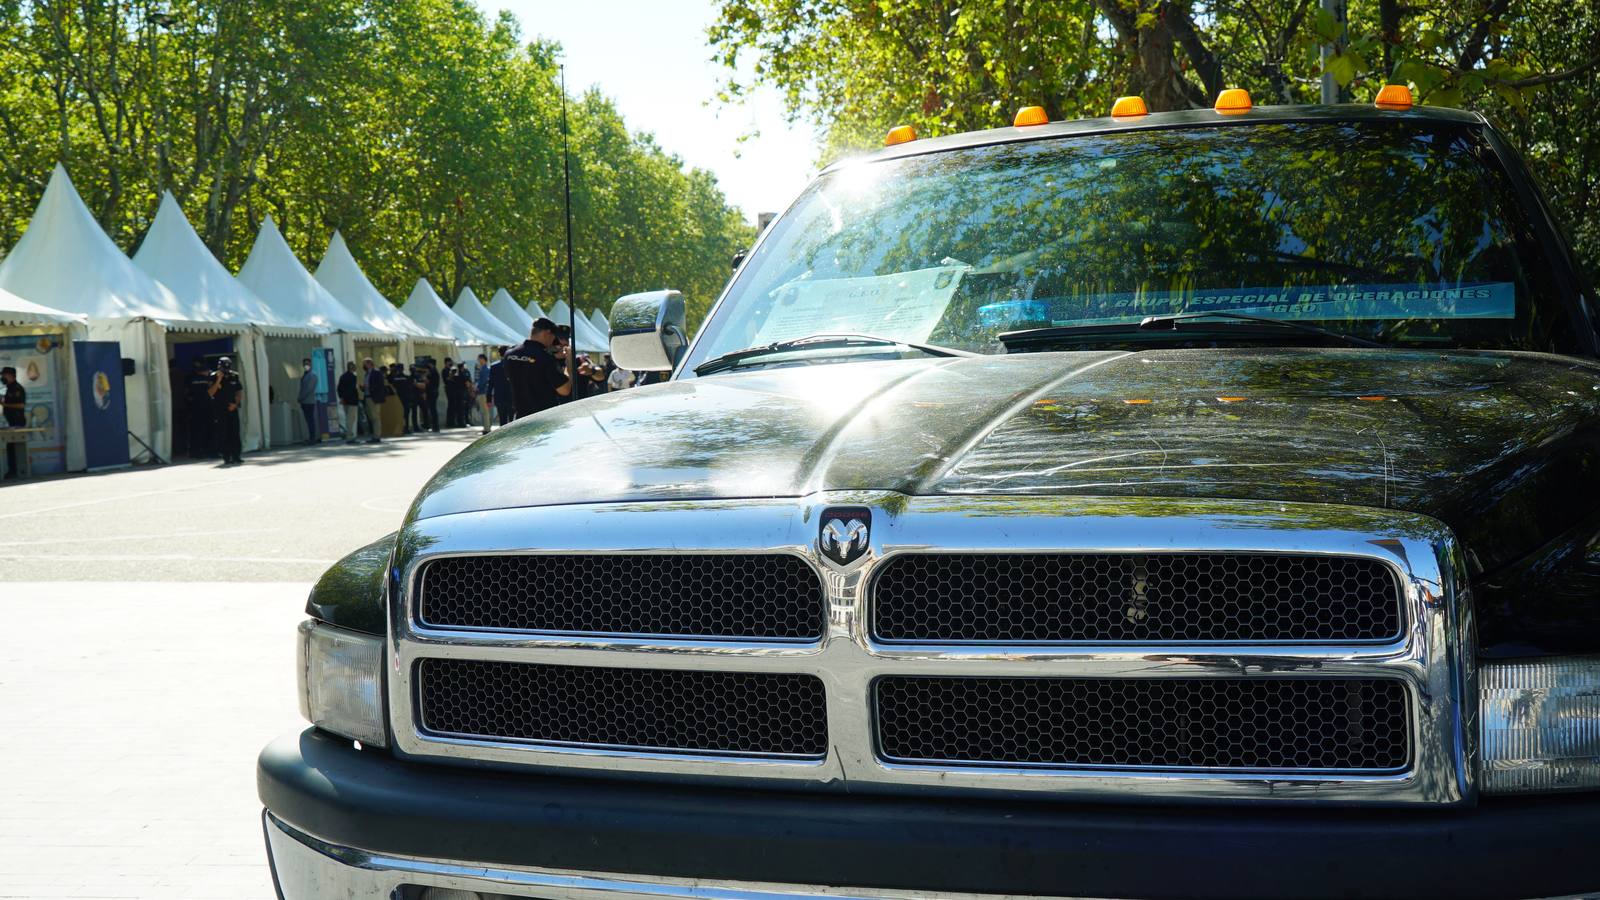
[0,333,68,474]
[73,340,130,471]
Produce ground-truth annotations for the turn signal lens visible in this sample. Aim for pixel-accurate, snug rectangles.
[1013,106,1049,127]
[884,124,917,146]
[1480,656,1600,794]
[1214,88,1253,114]
[1111,96,1148,118]
[1375,84,1413,110]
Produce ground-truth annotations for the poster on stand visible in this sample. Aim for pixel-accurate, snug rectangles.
[73,340,130,471]
[0,333,68,474]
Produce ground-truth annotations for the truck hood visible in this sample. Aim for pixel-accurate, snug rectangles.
[412,348,1600,570]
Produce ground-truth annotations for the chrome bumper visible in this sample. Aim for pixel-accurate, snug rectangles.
[262,811,1044,900]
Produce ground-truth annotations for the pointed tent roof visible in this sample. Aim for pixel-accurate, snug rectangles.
[0,286,85,328]
[313,231,442,340]
[546,299,609,353]
[487,287,534,337]
[401,279,502,346]
[0,165,197,327]
[526,299,547,320]
[132,192,315,336]
[587,308,610,339]
[236,217,376,335]
[453,286,521,344]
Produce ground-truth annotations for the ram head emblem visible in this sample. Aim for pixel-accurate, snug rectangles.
[819,508,872,568]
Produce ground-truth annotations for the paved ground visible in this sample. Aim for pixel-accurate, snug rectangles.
[1,430,481,582]
[0,432,483,898]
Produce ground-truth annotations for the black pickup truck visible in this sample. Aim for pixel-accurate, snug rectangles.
[259,96,1600,900]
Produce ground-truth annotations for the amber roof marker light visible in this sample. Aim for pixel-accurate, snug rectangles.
[884,124,917,146]
[1111,96,1148,118]
[1013,106,1050,127]
[1375,84,1413,110]
[1214,88,1253,115]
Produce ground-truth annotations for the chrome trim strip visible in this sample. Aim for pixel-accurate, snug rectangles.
[385,492,1474,805]
[264,811,1067,900]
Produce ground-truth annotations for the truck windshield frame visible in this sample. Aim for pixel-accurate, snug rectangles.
[683,119,1588,374]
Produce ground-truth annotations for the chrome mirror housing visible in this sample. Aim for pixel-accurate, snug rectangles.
[609,290,687,372]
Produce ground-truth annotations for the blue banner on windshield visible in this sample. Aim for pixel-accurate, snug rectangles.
[981,282,1516,329]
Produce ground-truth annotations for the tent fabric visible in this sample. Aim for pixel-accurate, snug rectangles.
[0,287,85,327]
[400,279,502,348]
[545,299,609,354]
[133,192,315,338]
[314,231,443,341]
[487,288,534,338]
[0,165,194,326]
[454,286,522,345]
[237,217,377,337]
[587,308,610,340]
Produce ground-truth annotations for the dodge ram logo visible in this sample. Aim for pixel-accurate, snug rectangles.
[819,507,871,568]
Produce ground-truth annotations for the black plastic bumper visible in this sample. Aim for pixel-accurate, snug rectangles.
[259,728,1597,900]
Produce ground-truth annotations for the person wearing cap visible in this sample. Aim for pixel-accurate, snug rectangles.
[504,318,571,419]
[207,356,245,466]
[1,366,25,479]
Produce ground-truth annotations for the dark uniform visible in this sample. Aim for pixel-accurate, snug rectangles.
[421,364,440,432]
[489,359,514,425]
[210,364,245,465]
[186,364,215,458]
[504,340,564,419]
[2,371,26,479]
[390,366,416,434]
[444,365,466,428]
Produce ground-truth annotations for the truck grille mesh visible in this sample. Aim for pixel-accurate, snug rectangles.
[871,553,1400,643]
[875,676,1408,771]
[417,554,824,639]
[417,659,828,757]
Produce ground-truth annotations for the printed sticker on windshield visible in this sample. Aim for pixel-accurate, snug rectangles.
[752,264,968,346]
[1012,282,1516,328]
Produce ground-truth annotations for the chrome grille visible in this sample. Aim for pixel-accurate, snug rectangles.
[872,553,1401,643]
[417,554,824,640]
[417,658,828,757]
[875,676,1409,771]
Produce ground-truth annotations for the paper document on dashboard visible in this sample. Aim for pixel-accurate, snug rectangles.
[752,265,967,346]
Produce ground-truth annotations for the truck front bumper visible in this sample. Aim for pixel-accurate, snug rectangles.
[260,728,1599,900]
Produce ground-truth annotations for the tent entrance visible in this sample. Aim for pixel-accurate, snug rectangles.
[262,334,324,446]
[164,331,257,460]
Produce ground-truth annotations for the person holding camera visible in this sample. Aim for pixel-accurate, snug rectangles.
[207,356,244,466]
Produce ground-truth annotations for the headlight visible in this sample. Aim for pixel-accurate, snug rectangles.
[1480,656,1600,794]
[297,620,387,747]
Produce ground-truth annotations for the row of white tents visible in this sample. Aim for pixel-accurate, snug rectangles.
[0,164,613,471]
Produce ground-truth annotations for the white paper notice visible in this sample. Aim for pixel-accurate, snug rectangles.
[751,265,967,346]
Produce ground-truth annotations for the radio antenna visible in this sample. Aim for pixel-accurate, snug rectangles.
[559,64,578,390]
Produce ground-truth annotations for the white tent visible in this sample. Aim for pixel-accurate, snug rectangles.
[401,279,501,350]
[546,299,609,353]
[487,288,534,340]
[0,287,86,474]
[134,192,324,452]
[0,164,246,464]
[237,217,383,444]
[587,308,610,341]
[315,230,445,365]
[454,286,521,345]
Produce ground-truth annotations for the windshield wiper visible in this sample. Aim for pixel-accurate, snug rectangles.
[1001,311,1385,349]
[693,332,974,376]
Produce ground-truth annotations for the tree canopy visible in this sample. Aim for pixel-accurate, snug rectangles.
[0,0,753,325]
[710,0,1600,280]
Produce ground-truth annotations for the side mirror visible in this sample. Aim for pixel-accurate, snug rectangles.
[609,290,687,372]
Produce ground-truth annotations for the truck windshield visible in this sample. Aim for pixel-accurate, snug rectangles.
[686,121,1579,371]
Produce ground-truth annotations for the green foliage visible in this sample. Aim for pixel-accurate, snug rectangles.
[710,0,1600,281]
[0,0,753,327]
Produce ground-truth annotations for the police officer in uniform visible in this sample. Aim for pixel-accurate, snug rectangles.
[1,366,26,479]
[504,318,571,419]
[186,358,215,458]
[208,356,245,466]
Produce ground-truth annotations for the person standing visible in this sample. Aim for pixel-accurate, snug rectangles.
[474,353,493,434]
[186,358,215,458]
[336,361,360,444]
[504,318,571,419]
[208,356,244,466]
[489,350,514,426]
[420,361,441,432]
[390,364,415,434]
[443,360,464,428]
[361,358,385,444]
[297,357,321,445]
[1,366,26,479]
